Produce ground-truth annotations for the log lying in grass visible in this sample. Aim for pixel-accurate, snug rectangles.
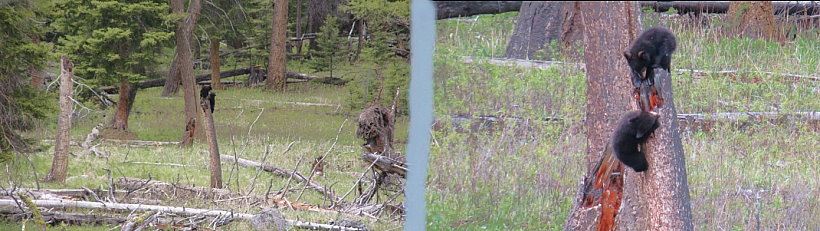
[102,139,180,146]
[99,68,329,93]
[463,56,820,82]
[0,209,126,225]
[362,154,407,178]
[219,154,342,202]
[0,199,365,230]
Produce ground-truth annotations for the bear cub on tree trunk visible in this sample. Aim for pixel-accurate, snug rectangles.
[623,26,677,88]
[611,110,660,172]
[200,86,216,113]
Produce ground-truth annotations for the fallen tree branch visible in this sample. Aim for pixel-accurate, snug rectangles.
[0,209,127,225]
[215,156,341,203]
[0,199,365,230]
[463,56,820,81]
[362,154,407,178]
[99,68,328,93]
[102,139,180,146]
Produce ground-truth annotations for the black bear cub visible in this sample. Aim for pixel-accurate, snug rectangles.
[623,26,677,88]
[611,110,660,172]
[200,86,216,113]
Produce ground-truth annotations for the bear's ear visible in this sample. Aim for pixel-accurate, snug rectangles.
[623,51,631,59]
[628,116,639,123]
[638,50,650,60]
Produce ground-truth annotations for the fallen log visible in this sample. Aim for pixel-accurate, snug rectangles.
[102,139,180,146]
[463,56,820,82]
[362,154,407,178]
[99,68,327,93]
[219,155,342,203]
[435,1,820,20]
[0,209,126,226]
[640,1,820,15]
[436,1,523,20]
[0,199,365,231]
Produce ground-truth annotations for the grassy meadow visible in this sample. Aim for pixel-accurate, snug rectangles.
[4,80,408,230]
[428,11,819,230]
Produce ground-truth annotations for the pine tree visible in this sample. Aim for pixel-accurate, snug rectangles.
[308,15,346,74]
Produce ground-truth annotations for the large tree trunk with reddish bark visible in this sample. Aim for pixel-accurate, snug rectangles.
[565,2,640,230]
[110,78,137,130]
[210,39,222,90]
[504,2,583,60]
[175,0,202,147]
[44,55,74,184]
[727,1,784,43]
[565,2,694,230]
[267,0,288,91]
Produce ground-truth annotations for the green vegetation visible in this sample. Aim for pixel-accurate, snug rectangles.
[2,0,409,229]
[8,86,407,230]
[430,12,819,230]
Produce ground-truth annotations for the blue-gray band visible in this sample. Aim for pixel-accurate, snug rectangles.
[405,0,434,230]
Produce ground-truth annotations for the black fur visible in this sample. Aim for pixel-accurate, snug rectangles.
[611,110,660,172]
[200,86,215,113]
[623,26,677,87]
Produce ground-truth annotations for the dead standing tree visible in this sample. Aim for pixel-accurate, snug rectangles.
[43,55,74,184]
[175,0,202,147]
[564,2,693,230]
[504,1,584,60]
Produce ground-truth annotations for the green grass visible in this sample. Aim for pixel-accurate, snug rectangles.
[5,83,407,230]
[429,11,819,230]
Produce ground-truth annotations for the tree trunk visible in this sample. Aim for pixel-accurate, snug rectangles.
[162,0,185,97]
[44,55,74,184]
[637,69,695,230]
[353,19,365,62]
[200,98,222,188]
[295,0,304,55]
[564,2,642,230]
[727,1,784,43]
[267,0,288,91]
[175,0,202,147]
[504,2,583,60]
[307,0,341,51]
[110,78,137,130]
[210,39,222,90]
[435,1,523,20]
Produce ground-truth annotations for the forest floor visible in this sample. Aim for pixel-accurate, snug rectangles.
[3,78,408,230]
[428,11,819,230]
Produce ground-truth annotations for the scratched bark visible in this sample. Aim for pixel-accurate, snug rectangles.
[640,69,695,230]
[564,2,639,230]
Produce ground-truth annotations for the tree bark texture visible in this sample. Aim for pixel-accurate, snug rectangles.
[435,1,523,20]
[295,0,304,55]
[162,0,185,97]
[29,67,43,89]
[564,2,641,230]
[727,1,784,43]
[504,2,583,60]
[110,79,137,130]
[639,69,694,230]
[307,0,341,51]
[200,98,222,188]
[44,55,74,184]
[267,0,288,91]
[210,39,222,90]
[175,0,202,147]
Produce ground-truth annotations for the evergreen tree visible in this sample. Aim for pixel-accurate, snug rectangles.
[52,0,174,131]
[308,15,346,74]
[0,0,53,160]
